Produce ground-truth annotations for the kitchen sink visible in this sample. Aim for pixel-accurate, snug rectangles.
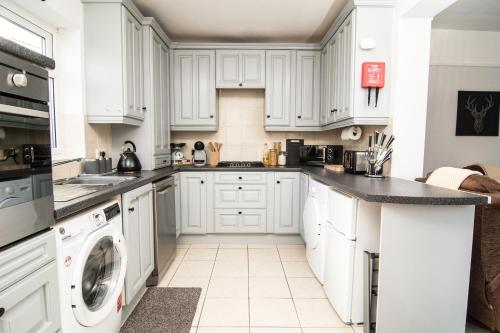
[61,175,138,186]
[53,175,139,202]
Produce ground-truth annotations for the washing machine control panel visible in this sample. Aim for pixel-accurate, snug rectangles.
[93,213,106,226]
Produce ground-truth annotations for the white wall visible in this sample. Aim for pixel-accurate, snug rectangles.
[423,29,500,173]
[390,0,458,180]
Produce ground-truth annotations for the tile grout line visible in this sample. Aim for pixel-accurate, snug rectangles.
[192,244,219,332]
[277,247,304,333]
[247,243,251,332]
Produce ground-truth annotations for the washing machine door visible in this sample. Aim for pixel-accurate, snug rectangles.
[71,224,127,327]
[303,195,322,249]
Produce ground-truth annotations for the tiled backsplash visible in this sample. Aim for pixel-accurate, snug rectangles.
[85,123,112,159]
[172,89,386,161]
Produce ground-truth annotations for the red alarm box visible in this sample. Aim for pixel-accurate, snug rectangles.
[362,62,385,88]
[361,62,385,107]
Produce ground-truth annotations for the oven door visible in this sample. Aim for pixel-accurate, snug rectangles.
[0,111,54,249]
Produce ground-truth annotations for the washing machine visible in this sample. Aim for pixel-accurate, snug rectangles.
[303,178,329,284]
[55,200,127,333]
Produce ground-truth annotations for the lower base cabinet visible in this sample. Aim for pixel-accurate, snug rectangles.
[180,172,208,234]
[0,261,60,333]
[274,172,301,234]
[0,231,60,333]
[215,209,267,233]
[122,183,154,304]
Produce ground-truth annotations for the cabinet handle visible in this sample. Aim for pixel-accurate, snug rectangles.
[0,307,4,318]
[238,211,242,215]
[201,180,204,184]
[128,207,135,212]
[238,186,242,190]
[266,115,271,119]
[333,109,338,113]
[276,180,281,184]
[210,115,214,118]
[142,107,147,111]
[238,83,243,87]
[297,115,302,119]
[238,176,242,180]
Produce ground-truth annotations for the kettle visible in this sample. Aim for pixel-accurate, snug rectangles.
[117,140,142,172]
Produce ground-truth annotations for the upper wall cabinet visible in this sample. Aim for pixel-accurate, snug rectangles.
[265,50,321,130]
[171,50,217,131]
[295,51,321,127]
[83,1,145,125]
[216,50,265,88]
[321,6,394,129]
[265,50,292,127]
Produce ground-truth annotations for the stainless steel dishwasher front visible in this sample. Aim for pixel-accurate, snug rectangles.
[147,176,176,286]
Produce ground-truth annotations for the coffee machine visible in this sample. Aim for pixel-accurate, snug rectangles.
[192,141,207,167]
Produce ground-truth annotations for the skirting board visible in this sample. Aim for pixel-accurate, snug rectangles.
[177,234,304,245]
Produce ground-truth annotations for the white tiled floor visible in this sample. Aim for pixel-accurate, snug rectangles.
[160,243,361,333]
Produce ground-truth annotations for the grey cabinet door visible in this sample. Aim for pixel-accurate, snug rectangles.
[0,261,60,333]
[216,50,240,88]
[173,50,216,127]
[240,50,265,88]
[122,8,144,120]
[180,172,207,234]
[274,172,300,234]
[295,51,321,127]
[151,38,170,156]
[123,184,154,304]
[265,50,292,126]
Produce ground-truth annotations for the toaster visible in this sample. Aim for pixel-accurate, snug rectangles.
[343,150,368,174]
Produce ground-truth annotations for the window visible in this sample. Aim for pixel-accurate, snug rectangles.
[0,5,57,147]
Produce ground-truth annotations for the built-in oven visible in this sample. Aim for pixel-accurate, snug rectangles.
[0,49,54,249]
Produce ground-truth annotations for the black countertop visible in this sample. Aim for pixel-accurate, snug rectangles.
[54,165,489,221]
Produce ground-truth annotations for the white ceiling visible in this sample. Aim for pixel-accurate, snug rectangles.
[132,0,347,43]
[433,0,500,32]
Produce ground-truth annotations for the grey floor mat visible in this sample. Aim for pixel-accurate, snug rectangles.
[121,287,201,333]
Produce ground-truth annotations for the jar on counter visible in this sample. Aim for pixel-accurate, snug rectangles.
[262,143,270,166]
[269,149,278,166]
[273,141,282,153]
[278,151,287,166]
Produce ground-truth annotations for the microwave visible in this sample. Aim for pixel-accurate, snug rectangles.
[299,145,343,166]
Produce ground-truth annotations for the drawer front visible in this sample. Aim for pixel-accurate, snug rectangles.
[215,209,267,233]
[214,184,267,208]
[214,172,267,184]
[0,261,61,333]
[0,230,56,293]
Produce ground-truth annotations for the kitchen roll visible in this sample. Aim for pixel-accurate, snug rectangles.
[341,126,362,141]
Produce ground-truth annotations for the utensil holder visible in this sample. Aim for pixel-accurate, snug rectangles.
[208,151,220,167]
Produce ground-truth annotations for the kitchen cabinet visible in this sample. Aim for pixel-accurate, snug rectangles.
[112,20,171,170]
[83,1,144,125]
[274,172,300,234]
[122,183,154,303]
[171,50,217,130]
[265,50,292,127]
[215,209,267,233]
[0,231,60,333]
[174,173,181,238]
[299,173,309,239]
[0,262,60,333]
[216,50,265,88]
[180,172,208,234]
[265,50,321,130]
[214,184,267,209]
[295,51,321,127]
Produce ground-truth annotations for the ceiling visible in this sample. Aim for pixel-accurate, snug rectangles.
[433,0,500,31]
[132,0,347,43]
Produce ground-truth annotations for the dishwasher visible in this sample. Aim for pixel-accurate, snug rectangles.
[147,176,177,286]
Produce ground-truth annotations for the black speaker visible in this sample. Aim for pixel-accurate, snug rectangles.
[286,139,304,166]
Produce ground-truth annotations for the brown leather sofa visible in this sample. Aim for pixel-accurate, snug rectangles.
[417,172,500,331]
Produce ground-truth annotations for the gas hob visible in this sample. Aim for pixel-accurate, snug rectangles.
[216,161,265,168]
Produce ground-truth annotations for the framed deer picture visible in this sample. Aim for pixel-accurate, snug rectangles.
[456,91,500,136]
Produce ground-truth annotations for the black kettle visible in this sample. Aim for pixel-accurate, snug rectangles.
[117,140,142,172]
